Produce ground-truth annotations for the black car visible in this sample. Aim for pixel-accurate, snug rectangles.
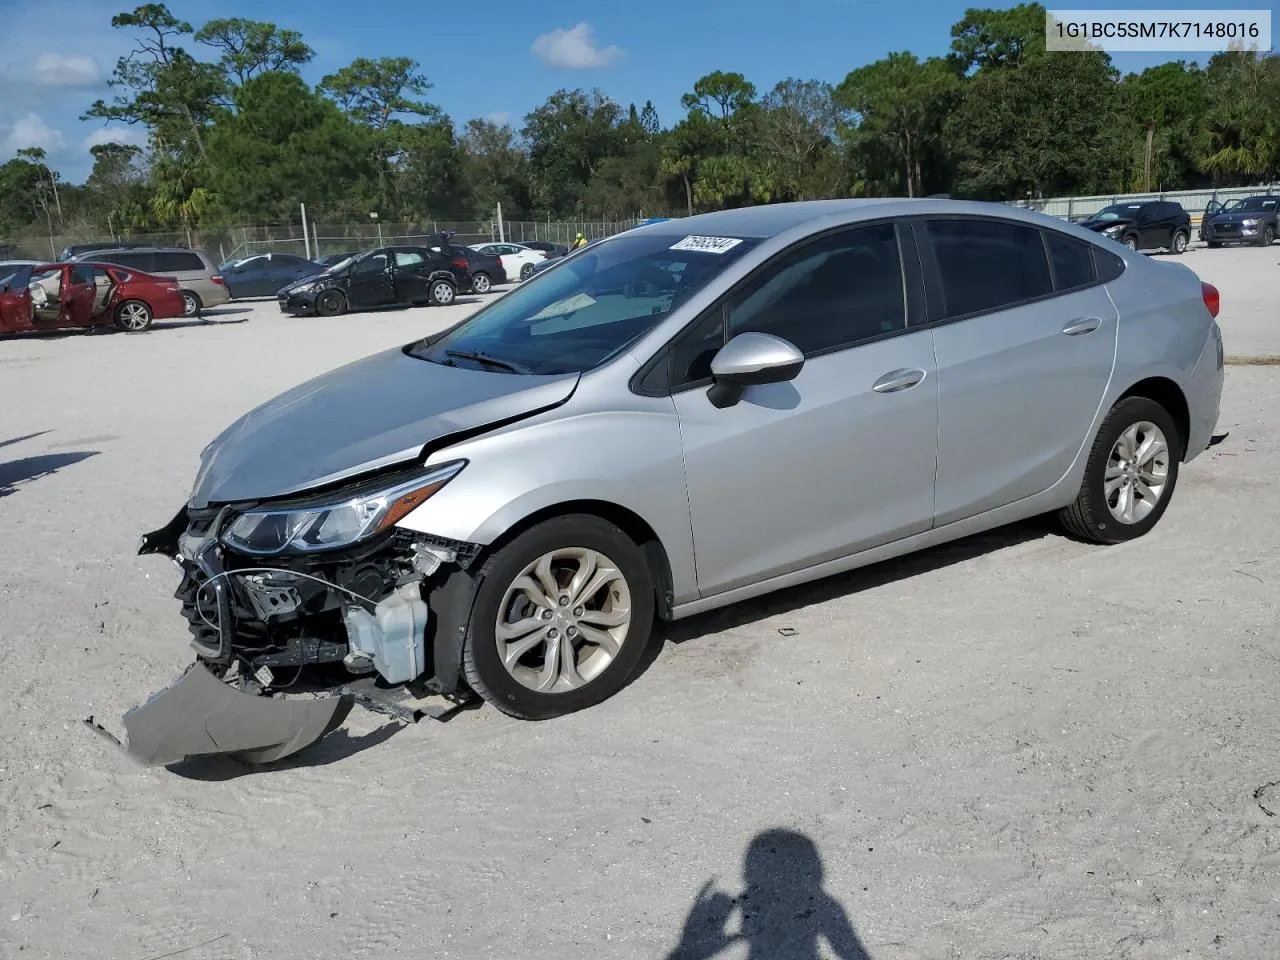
[220,252,324,298]
[277,245,465,316]
[426,242,503,293]
[1201,195,1279,247]
[1079,200,1191,254]
[519,239,569,258]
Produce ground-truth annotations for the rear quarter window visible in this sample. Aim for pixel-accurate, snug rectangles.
[102,252,152,271]
[1093,246,1126,283]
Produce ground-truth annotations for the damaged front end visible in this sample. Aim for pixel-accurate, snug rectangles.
[126,462,482,766]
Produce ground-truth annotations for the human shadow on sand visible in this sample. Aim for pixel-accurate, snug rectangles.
[0,450,98,497]
[667,828,870,960]
[165,720,406,781]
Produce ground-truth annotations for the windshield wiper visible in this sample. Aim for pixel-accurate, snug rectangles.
[443,349,531,374]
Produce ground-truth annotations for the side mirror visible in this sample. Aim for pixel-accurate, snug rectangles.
[707,332,804,408]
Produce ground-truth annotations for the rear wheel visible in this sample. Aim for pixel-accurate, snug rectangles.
[461,515,656,719]
[315,290,347,317]
[1060,396,1181,544]
[471,272,492,294]
[114,300,153,332]
[429,279,456,305]
[181,290,201,317]
[1171,231,1189,254]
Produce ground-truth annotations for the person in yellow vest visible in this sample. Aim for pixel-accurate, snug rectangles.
[571,232,587,250]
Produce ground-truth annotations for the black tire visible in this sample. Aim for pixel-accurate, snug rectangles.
[113,300,153,332]
[429,279,456,305]
[1059,396,1182,545]
[1259,225,1275,247]
[181,290,202,317]
[315,290,346,317]
[461,514,657,720]
[520,262,535,281]
[1171,231,1189,254]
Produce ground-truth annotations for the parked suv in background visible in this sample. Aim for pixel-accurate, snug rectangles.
[1201,195,1279,247]
[1079,200,1192,254]
[67,246,228,317]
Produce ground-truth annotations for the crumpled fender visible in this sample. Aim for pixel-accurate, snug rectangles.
[122,662,354,766]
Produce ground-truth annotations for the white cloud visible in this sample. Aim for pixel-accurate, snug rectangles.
[29,52,102,87]
[3,113,66,154]
[83,127,143,150]
[530,23,624,69]
[485,111,512,126]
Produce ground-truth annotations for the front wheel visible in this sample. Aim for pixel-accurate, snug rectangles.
[429,279,456,305]
[1171,231,1188,254]
[114,300,153,332]
[1207,240,1222,249]
[1259,225,1275,247]
[461,515,657,719]
[1059,396,1181,544]
[1123,235,1139,251]
[315,290,347,317]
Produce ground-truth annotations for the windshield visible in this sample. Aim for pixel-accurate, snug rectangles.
[324,253,361,274]
[408,232,761,375]
[1093,204,1143,221]
[1240,197,1277,212]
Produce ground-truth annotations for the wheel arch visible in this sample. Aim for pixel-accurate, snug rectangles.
[1116,376,1190,459]
[478,498,676,621]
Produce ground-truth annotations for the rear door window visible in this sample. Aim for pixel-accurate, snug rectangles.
[394,250,425,269]
[923,218,1053,319]
[153,251,206,273]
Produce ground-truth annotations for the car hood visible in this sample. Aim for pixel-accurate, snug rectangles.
[278,273,333,294]
[189,345,580,508]
[1081,217,1134,231]
[1207,211,1261,224]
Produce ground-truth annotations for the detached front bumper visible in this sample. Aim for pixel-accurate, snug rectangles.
[122,662,354,766]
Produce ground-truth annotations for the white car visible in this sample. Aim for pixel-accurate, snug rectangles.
[468,242,547,282]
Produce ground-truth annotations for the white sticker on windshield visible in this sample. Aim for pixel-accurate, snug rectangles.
[669,235,743,254]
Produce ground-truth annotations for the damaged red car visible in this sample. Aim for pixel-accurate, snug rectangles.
[0,261,185,334]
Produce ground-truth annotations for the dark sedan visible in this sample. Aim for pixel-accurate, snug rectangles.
[428,243,504,293]
[519,239,569,258]
[220,252,324,298]
[1201,195,1279,247]
[277,246,466,316]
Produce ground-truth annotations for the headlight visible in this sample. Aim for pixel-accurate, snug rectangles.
[221,461,465,555]
[1102,224,1123,233]
[1241,218,1258,227]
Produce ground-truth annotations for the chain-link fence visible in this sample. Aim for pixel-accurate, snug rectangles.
[4,218,643,263]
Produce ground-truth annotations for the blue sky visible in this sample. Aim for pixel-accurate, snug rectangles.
[0,0,1273,183]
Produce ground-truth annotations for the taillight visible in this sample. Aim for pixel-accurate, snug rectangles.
[211,275,225,285]
[452,257,468,269]
[1201,281,1219,318]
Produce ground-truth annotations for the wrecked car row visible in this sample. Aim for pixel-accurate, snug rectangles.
[127,200,1224,767]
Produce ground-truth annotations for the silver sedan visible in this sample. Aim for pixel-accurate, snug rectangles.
[130,199,1225,764]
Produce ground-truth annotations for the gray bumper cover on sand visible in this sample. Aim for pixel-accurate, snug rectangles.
[122,663,354,766]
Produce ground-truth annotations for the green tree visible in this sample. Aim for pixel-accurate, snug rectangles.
[1119,62,1206,191]
[835,54,959,196]
[319,56,439,128]
[522,89,626,215]
[460,119,532,219]
[204,71,377,221]
[1195,49,1280,182]
[194,18,314,85]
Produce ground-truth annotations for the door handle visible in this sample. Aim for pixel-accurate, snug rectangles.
[872,368,926,393]
[1062,317,1101,336]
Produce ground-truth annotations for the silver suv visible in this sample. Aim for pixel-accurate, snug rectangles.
[67,247,229,317]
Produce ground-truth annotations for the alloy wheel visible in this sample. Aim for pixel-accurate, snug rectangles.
[182,292,199,316]
[119,302,151,331]
[1105,421,1169,524]
[495,547,632,694]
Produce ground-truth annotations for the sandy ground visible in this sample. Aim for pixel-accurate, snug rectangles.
[0,250,1277,960]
